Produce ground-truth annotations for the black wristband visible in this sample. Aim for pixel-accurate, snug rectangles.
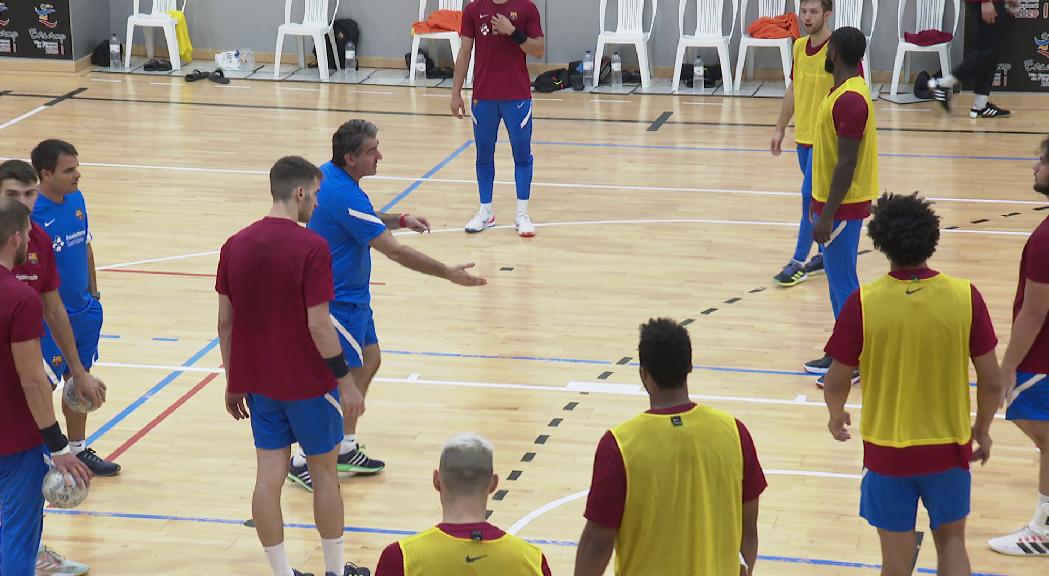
[324,354,351,379]
[40,422,69,454]
[511,28,528,45]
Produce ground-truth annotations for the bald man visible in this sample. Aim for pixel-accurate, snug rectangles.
[375,434,552,575]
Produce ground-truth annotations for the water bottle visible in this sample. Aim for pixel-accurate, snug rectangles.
[694,54,705,92]
[415,52,427,78]
[244,49,256,70]
[345,41,357,72]
[108,34,120,69]
[583,50,594,86]
[611,52,623,90]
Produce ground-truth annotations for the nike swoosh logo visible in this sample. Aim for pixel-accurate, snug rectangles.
[480,13,490,18]
[906,288,924,295]
[44,219,55,227]
[465,555,488,563]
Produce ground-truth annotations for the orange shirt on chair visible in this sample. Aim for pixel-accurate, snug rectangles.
[747,12,800,39]
[412,10,463,35]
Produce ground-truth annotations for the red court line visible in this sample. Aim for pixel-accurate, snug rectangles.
[105,371,220,461]
[101,268,386,285]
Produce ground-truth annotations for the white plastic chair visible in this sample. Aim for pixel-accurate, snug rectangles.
[411,0,473,85]
[594,0,659,88]
[125,0,187,71]
[672,0,738,93]
[274,0,342,81]
[734,0,794,91]
[889,0,959,95]
[835,0,878,91]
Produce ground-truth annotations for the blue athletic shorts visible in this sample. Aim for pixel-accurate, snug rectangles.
[1006,372,1049,421]
[860,467,971,532]
[0,444,48,575]
[329,303,378,368]
[40,297,103,385]
[247,389,343,456]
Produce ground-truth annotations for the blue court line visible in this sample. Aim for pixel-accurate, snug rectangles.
[518,139,1038,162]
[151,337,179,342]
[86,337,220,447]
[42,509,1006,575]
[100,334,120,339]
[380,139,474,212]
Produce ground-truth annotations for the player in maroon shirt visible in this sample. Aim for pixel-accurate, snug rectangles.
[216,157,367,576]
[1,159,102,575]
[451,0,544,238]
[989,136,1049,556]
[0,197,91,576]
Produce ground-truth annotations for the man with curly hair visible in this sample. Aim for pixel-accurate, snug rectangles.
[821,193,1003,575]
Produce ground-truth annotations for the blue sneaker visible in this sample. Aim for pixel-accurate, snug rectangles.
[774,261,807,287]
[328,563,370,576]
[803,253,824,276]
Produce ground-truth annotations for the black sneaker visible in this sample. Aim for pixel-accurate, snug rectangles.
[337,447,385,475]
[802,253,824,276]
[76,448,120,476]
[816,370,860,389]
[931,85,951,112]
[327,563,370,576]
[804,354,833,375]
[294,571,314,576]
[287,462,314,493]
[970,103,1011,119]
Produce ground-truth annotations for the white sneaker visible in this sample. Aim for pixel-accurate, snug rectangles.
[37,545,90,575]
[465,209,495,233]
[514,212,535,238]
[989,504,1049,556]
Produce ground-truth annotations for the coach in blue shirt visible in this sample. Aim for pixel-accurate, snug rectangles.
[31,140,119,477]
[286,120,485,489]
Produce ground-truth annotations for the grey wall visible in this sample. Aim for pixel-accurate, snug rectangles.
[70,0,113,59]
[107,0,969,77]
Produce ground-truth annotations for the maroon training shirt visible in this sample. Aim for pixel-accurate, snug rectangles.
[0,265,46,456]
[461,0,543,101]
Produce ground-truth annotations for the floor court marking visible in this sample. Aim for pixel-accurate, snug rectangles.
[379,139,474,212]
[0,105,48,130]
[39,508,1005,575]
[94,216,1030,272]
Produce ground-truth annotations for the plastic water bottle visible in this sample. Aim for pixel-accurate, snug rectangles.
[415,52,427,78]
[611,52,623,89]
[583,50,594,86]
[108,34,120,69]
[694,54,705,92]
[345,41,357,72]
[244,49,255,70]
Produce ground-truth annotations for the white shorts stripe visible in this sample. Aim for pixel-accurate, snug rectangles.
[42,358,61,388]
[520,103,533,129]
[1009,374,1047,407]
[823,221,848,247]
[346,208,384,227]
[330,315,364,363]
[324,393,344,418]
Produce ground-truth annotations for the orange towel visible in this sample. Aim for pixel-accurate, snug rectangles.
[412,10,463,34]
[747,13,800,39]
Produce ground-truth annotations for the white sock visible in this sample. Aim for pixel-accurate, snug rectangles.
[973,94,989,110]
[68,440,85,455]
[340,434,358,454]
[516,199,529,215]
[321,537,345,575]
[480,202,493,214]
[938,74,958,88]
[291,450,307,468]
[263,543,294,576]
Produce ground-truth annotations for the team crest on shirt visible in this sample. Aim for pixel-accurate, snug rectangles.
[509,11,518,20]
[27,252,38,264]
[74,209,84,221]
[52,235,64,253]
[480,23,490,36]
[50,355,63,367]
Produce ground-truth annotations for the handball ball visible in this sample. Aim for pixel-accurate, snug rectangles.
[42,467,89,509]
[62,378,97,413]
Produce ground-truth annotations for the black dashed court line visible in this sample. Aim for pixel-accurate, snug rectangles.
[616,356,632,365]
[680,318,695,326]
[507,470,523,481]
[1004,212,1021,217]
[521,452,536,462]
[1036,206,1049,211]
[563,402,578,411]
[946,226,959,230]
[910,531,925,574]
[548,418,563,427]
[44,87,87,107]
[485,510,493,519]
[724,297,741,304]
[971,218,989,224]
[534,435,550,445]
[244,519,255,527]
[646,111,673,132]
[597,371,613,380]
[748,287,766,294]
[500,266,514,271]
[701,307,718,315]
[493,490,508,501]
[858,249,872,255]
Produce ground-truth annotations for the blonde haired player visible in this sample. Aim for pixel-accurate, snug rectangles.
[375,434,552,575]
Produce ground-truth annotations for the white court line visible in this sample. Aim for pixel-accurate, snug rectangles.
[421,94,449,98]
[96,215,1029,270]
[349,89,395,95]
[407,373,421,381]
[15,155,1034,206]
[88,362,1005,420]
[279,86,322,92]
[532,97,563,101]
[507,467,865,534]
[884,108,931,113]
[0,106,48,130]
[216,85,251,90]
[590,98,631,103]
[794,394,807,403]
[680,101,725,106]
[90,78,122,83]
[149,82,181,86]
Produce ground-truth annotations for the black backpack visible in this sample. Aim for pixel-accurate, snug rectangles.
[91,39,121,67]
[568,56,612,90]
[311,18,361,70]
[402,48,453,79]
[534,68,569,93]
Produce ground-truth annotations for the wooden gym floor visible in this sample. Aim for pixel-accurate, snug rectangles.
[1,70,1047,575]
